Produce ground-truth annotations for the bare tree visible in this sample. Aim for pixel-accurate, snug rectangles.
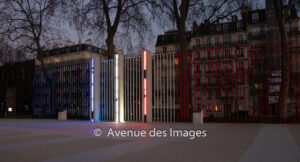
[0,0,64,62]
[148,0,253,51]
[70,0,150,57]
[0,41,26,65]
[0,0,64,116]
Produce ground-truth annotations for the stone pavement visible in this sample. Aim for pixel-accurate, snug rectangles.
[0,119,299,162]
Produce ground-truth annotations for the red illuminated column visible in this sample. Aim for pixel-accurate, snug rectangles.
[142,50,152,122]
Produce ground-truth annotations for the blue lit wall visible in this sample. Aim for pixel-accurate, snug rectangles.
[32,62,91,119]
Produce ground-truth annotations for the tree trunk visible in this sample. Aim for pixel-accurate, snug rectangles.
[274,0,289,120]
[106,34,115,58]
[176,0,191,121]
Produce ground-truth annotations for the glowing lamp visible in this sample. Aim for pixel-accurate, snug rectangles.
[215,105,219,112]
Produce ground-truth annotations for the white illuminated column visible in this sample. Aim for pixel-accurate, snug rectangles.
[115,54,119,122]
[114,52,124,123]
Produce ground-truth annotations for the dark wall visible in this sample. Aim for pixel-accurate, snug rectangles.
[0,60,34,118]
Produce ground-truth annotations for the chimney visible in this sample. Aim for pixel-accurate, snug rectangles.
[66,40,73,46]
[241,6,251,23]
[53,43,63,49]
[117,50,124,55]
[204,19,210,25]
[232,15,238,22]
[85,39,93,45]
[192,21,198,34]
[102,45,108,50]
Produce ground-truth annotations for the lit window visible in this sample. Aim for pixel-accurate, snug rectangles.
[215,105,219,112]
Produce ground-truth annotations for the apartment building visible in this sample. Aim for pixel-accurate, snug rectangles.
[154,1,300,122]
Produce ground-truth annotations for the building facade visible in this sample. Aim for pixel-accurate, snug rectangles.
[32,41,110,120]
[0,60,34,118]
[154,2,300,122]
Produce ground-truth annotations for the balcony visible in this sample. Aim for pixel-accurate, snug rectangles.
[248,31,267,39]
[192,40,248,49]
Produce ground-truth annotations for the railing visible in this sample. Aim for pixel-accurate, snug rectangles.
[248,31,267,38]
[192,40,248,49]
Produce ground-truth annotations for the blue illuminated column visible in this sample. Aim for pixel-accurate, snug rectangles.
[91,57,95,121]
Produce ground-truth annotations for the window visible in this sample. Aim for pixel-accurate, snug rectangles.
[163,47,167,53]
[238,48,244,57]
[237,22,242,29]
[223,24,229,31]
[196,39,200,47]
[267,12,273,20]
[175,46,179,52]
[239,61,244,69]
[252,12,259,23]
[286,23,290,31]
[215,37,219,45]
[206,105,212,112]
[264,26,269,32]
[238,104,244,111]
[223,36,231,45]
[238,34,243,43]
[215,50,219,58]
[287,9,291,16]
[216,24,222,32]
[214,105,220,112]
[207,38,210,46]
[251,27,260,35]
[224,49,231,58]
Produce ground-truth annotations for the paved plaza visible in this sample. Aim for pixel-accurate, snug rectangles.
[0,119,299,162]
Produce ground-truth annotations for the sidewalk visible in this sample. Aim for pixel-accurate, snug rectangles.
[0,120,299,162]
[239,125,300,162]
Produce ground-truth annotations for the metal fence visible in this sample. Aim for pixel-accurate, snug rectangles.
[152,52,177,122]
[123,56,143,122]
[99,59,115,121]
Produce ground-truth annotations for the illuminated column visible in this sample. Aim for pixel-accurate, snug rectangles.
[90,57,95,121]
[94,56,100,121]
[114,51,124,123]
[142,50,152,123]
